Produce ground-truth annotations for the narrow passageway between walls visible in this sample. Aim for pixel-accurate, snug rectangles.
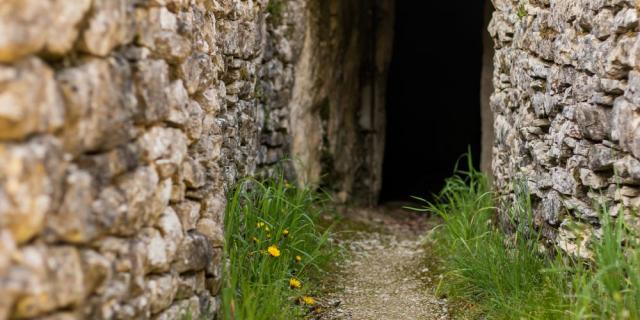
[317,206,448,320]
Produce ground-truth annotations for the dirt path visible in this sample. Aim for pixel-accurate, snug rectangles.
[317,205,449,320]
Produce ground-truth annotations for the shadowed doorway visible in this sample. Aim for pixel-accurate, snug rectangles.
[379,1,486,203]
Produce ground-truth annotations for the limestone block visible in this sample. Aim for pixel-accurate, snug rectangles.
[135,59,171,123]
[574,103,611,141]
[183,157,206,188]
[589,144,619,171]
[197,87,223,114]
[178,53,216,95]
[166,80,190,127]
[134,228,171,273]
[541,190,563,226]
[613,155,640,184]
[612,97,640,158]
[45,168,97,243]
[185,101,205,141]
[0,137,64,244]
[93,167,169,237]
[57,57,138,154]
[155,207,184,266]
[45,0,92,55]
[173,201,201,232]
[146,274,178,314]
[79,249,112,296]
[196,218,224,248]
[12,246,85,318]
[137,127,188,178]
[551,167,577,195]
[80,0,136,56]
[0,1,50,61]
[0,58,65,140]
[579,168,609,189]
[0,0,89,59]
[172,231,212,273]
[136,6,191,62]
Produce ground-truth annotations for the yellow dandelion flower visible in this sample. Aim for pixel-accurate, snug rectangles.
[295,255,302,262]
[257,222,265,228]
[267,245,280,257]
[289,278,301,289]
[301,296,315,305]
[282,229,289,237]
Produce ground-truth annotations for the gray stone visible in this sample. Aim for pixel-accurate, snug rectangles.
[589,144,619,172]
[574,103,611,141]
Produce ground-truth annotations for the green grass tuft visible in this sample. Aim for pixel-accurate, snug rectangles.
[419,155,640,319]
[220,175,333,320]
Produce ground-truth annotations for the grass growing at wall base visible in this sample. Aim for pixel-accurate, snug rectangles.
[418,157,640,319]
[220,176,333,320]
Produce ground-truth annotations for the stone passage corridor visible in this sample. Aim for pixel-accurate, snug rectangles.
[319,207,448,320]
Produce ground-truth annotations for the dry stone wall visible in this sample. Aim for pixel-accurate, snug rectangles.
[0,0,266,318]
[489,0,640,257]
[0,0,393,319]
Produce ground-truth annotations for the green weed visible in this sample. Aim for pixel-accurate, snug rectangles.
[220,175,333,320]
[419,155,640,319]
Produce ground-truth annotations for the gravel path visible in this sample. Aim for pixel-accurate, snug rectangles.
[318,206,449,320]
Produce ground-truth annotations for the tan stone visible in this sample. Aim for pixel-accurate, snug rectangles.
[12,246,85,318]
[134,228,171,274]
[136,6,192,62]
[135,59,171,122]
[113,166,161,235]
[0,137,64,244]
[80,0,135,56]
[45,0,92,55]
[137,127,188,178]
[146,274,178,314]
[79,249,112,296]
[0,58,65,140]
[0,0,50,62]
[196,218,224,248]
[173,200,201,232]
[57,57,138,154]
[155,207,184,265]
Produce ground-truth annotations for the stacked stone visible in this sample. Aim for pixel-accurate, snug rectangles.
[255,0,305,178]
[0,0,267,318]
[490,0,640,258]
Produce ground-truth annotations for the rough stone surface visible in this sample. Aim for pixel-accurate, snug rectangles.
[0,1,394,318]
[489,0,640,258]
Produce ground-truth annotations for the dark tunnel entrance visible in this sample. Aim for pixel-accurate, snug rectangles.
[379,1,487,203]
